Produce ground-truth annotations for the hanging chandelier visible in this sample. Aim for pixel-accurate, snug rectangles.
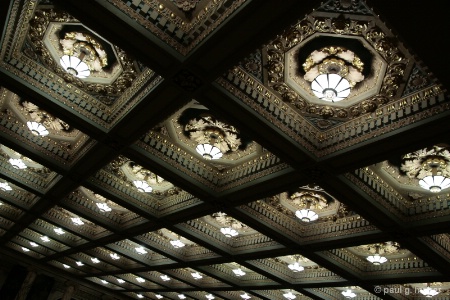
[220,227,239,237]
[60,54,91,78]
[26,121,49,136]
[288,262,304,272]
[232,268,246,277]
[133,180,153,193]
[196,143,223,160]
[311,73,351,102]
[295,208,319,222]
[283,292,296,300]
[96,202,112,212]
[191,272,203,280]
[240,293,251,299]
[341,290,357,298]
[0,182,12,191]
[302,47,365,102]
[135,247,148,255]
[205,294,215,299]
[170,239,185,248]
[419,158,450,193]
[9,158,27,169]
[366,245,387,265]
[419,284,440,298]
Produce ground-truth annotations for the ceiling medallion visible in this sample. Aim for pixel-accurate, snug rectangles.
[401,146,450,193]
[291,192,328,222]
[212,212,247,237]
[179,109,248,161]
[266,15,406,119]
[357,241,400,264]
[1,146,47,172]
[21,101,71,136]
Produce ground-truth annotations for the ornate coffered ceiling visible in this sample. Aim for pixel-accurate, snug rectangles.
[1,0,450,300]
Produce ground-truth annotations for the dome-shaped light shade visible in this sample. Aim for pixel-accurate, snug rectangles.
[196,143,223,160]
[96,202,112,212]
[240,293,251,300]
[9,158,27,169]
[283,292,296,300]
[419,175,450,193]
[311,74,351,102]
[133,180,153,193]
[220,227,239,237]
[0,182,12,191]
[206,294,215,300]
[60,55,90,78]
[288,262,304,272]
[232,268,246,276]
[170,239,185,248]
[342,290,356,298]
[295,209,319,222]
[420,287,440,297]
[366,254,387,265]
[26,121,49,136]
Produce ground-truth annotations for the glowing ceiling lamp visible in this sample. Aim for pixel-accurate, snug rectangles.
[29,242,38,247]
[63,264,71,269]
[232,268,246,277]
[295,208,318,222]
[418,158,450,193]
[26,121,49,136]
[196,143,223,160]
[117,278,125,284]
[60,55,90,78]
[178,295,186,299]
[100,280,108,284]
[40,236,50,242]
[155,295,163,299]
[91,257,100,264]
[311,73,351,102]
[76,261,84,266]
[160,275,170,281]
[0,182,12,191]
[22,247,30,252]
[283,291,296,300]
[110,253,120,260]
[136,277,145,283]
[137,294,144,299]
[9,158,27,169]
[220,227,239,237]
[71,217,84,226]
[133,180,153,193]
[170,239,185,248]
[191,272,203,280]
[205,294,215,299]
[54,228,65,235]
[419,283,440,298]
[135,246,148,255]
[341,289,357,298]
[240,293,251,300]
[96,202,112,212]
[288,262,304,272]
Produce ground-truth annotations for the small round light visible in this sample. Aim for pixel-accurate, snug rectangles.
[295,209,319,222]
[311,73,351,102]
[26,121,49,136]
[196,143,223,160]
[60,55,90,78]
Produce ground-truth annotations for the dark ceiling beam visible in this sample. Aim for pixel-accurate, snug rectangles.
[366,0,450,93]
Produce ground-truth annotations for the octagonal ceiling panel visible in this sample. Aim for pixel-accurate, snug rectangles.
[1,0,161,130]
[218,0,448,159]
